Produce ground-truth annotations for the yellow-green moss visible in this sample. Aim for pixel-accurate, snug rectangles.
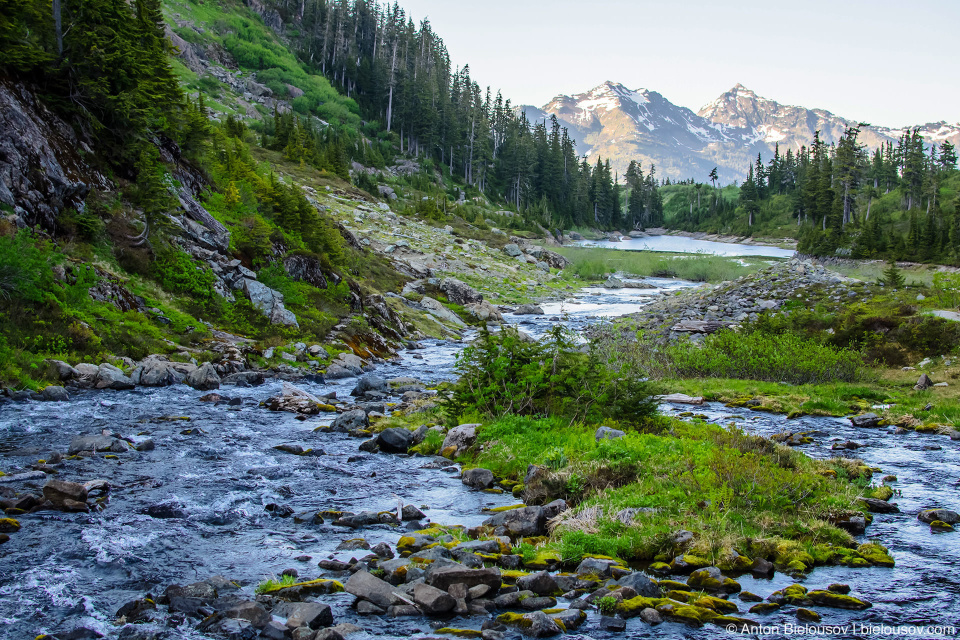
[618,596,666,618]
[870,485,894,501]
[495,612,531,628]
[483,504,525,513]
[693,595,739,614]
[0,518,21,533]
[856,543,895,567]
[435,629,482,638]
[749,602,781,614]
[264,578,344,595]
[806,590,872,610]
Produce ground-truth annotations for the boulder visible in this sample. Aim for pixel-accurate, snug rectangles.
[617,572,660,598]
[426,566,501,592]
[95,363,135,390]
[377,428,413,453]
[918,509,959,524]
[503,244,523,257]
[344,571,398,608]
[241,278,298,327]
[595,426,624,441]
[464,301,503,323]
[413,583,456,614]
[860,498,899,513]
[331,409,369,432]
[517,571,559,596]
[462,468,495,489]
[225,602,271,628]
[915,374,933,390]
[514,304,544,315]
[440,278,483,305]
[221,371,265,386]
[137,361,179,387]
[482,505,546,537]
[604,275,624,289]
[849,413,881,428]
[442,423,479,452]
[522,611,562,637]
[265,383,324,414]
[186,363,221,391]
[324,364,355,380]
[68,435,121,454]
[420,296,466,327]
[272,602,333,629]
[45,359,79,381]
[351,375,387,396]
[656,393,703,405]
[42,479,88,506]
[40,385,69,402]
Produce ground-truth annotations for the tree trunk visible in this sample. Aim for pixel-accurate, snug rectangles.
[53,0,63,56]
[385,40,397,132]
[866,195,872,221]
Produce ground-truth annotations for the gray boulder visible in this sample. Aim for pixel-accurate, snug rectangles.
[331,409,369,432]
[413,583,455,614]
[517,571,559,596]
[186,363,221,391]
[523,611,562,637]
[40,385,69,402]
[604,275,624,289]
[461,468,495,489]
[351,375,387,396]
[617,571,660,598]
[95,363,135,390]
[324,363,355,380]
[503,243,523,257]
[482,505,546,537]
[69,435,122,454]
[440,277,483,305]
[426,566,501,592]
[514,304,544,315]
[45,359,78,381]
[344,571,398,608]
[849,413,881,428]
[595,426,625,441]
[271,602,333,629]
[442,423,479,452]
[376,428,412,453]
[241,278,298,327]
[918,508,959,524]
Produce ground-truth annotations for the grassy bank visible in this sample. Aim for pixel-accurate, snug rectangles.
[461,415,887,574]
[554,246,770,283]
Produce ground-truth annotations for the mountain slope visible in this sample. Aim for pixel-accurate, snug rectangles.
[699,84,960,153]
[525,82,960,184]
[523,81,769,184]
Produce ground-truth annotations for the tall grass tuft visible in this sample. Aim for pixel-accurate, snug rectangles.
[554,247,765,283]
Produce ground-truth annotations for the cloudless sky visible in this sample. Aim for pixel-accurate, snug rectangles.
[394,0,959,127]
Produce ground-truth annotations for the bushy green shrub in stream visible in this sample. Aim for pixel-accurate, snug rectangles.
[444,326,658,426]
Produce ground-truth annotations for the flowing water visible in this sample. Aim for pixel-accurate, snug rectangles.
[1,276,958,640]
[576,235,796,258]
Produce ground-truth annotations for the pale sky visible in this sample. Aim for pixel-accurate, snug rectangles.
[396,0,959,127]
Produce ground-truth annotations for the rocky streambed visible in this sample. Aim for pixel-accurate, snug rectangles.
[1,277,959,640]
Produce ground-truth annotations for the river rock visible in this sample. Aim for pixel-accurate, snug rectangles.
[401,504,426,521]
[595,426,625,441]
[272,602,333,629]
[221,371,265,386]
[68,435,122,454]
[464,301,503,322]
[265,382,325,414]
[331,409,369,432]
[45,359,79,381]
[918,509,959,524]
[345,570,399,608]
[440,277,483,305]
[517,571,559,596]
[514,304,544,315]
[377,428,413,453]
[42,479,88,506]
[482,505,546,537]
[352,375,387,396]
[413,583,455,614]
[40,385,69,401]
[420,296,466,327]
[860,498,899,513]
[617,571,660,598]
[523,611,562,637]
[833,514,867,534]
[95,363,135,390]
[462,468,495,489]
[186,363,221,391]
[604,275,624,289]
[426,566,501,592]
[849,413,881,428]
[225,601,271,628]
[442,423,479,452]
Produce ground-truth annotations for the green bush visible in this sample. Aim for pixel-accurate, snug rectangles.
[668,328,867,384]
[444,326,658,425]
[0,230,57,303]
[153,249,218,300]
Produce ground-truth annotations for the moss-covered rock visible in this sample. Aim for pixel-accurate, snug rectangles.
[806,590,872,610]
[435,629,482,638]
[749,602,781,614]
[0,518,21,533]
[797,608,821,622]
[648,562,672,576]
[693,595,739,614]
[931,520,955,532]
[617,596,666,618]
[496,612,531,628]
[856,543,895,567]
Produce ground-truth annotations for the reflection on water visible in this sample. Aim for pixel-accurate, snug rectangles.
[577,234,796,258]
